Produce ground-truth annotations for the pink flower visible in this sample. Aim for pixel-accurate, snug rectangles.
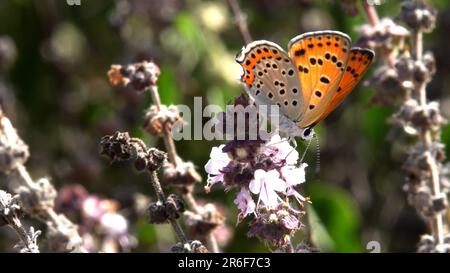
[249,169,287,209]
[205,144,231,187]
[281,214,300,230]
[281,164,308,204]
[281,163,306,187]
[82,196,104,221]
[264,134,299,165]
[100,212,128,236]
[234,188,256,219]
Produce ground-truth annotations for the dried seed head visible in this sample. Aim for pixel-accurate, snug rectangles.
[423,51,436,76]
[356,18,410,49]
[0,112,30,173]
[413,61,429,83]
[107,61,160,91]
[148,201,169,224]
[147,148,166,172]
[99,131,167,173]
[171,240,208,253]
[184,203,225,236]
[144,104,182,136]
[148,194,185,224]
[161,160,202,187]
[17,178,57,216]
[366,65,405,106]
[46,214,84,252]
[399,0,437,32]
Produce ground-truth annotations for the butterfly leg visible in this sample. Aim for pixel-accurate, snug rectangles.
[288,136,297,149]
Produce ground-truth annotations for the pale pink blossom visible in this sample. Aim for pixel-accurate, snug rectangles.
[249,169,287,209]
[233,188,256,218]
[100,212,128,236]
[281,163,307,187]
[204,144,231,187]
[264,134,299,165]
[282,164,308,204]
[281,214,301,230]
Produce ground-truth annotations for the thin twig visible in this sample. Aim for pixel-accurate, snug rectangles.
[225,0,253,44]
[361,0,380,26]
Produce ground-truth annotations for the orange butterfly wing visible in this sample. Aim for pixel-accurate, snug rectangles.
[315,48,375,124]
[288,31,352,128]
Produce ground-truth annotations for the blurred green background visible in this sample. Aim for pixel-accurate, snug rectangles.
[1,0,450,252]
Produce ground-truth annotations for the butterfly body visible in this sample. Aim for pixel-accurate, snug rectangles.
[236,31,374,140]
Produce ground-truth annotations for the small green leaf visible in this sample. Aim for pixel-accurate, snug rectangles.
[307,183,362,252]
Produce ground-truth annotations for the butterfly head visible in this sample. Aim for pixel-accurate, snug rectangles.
[299,126,315,141]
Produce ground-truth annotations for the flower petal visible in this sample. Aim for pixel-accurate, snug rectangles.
[204,145,231,175]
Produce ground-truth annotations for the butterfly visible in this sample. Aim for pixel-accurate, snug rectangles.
[236,30,374,141]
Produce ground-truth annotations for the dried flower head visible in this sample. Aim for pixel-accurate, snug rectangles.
[399,0,437,32]
[356,18,410,49]
[247,205,303,248]
[171,240,208,253]
[417,234,450,253]
[47,214,84,252]
[161,160,202,188]
[0,111,29,173]
[144,104,182,136]
[108,61,160,91]
[184,203,225,236]
[100,131,167,172]
[16,178,57,216]
[148,194,185,224]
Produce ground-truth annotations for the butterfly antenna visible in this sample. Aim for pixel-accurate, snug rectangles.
[299,137,312,163]
[315,134,321,173]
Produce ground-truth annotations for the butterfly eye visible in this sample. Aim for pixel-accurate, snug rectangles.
[300,127,314,141]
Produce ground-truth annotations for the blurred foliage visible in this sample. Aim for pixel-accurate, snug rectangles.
[0,0,450,252]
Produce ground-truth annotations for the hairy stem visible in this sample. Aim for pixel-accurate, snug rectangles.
[412,27,445,245]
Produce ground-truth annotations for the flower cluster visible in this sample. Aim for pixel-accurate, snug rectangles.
[204,96,308,249]
[55,185,135,252]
